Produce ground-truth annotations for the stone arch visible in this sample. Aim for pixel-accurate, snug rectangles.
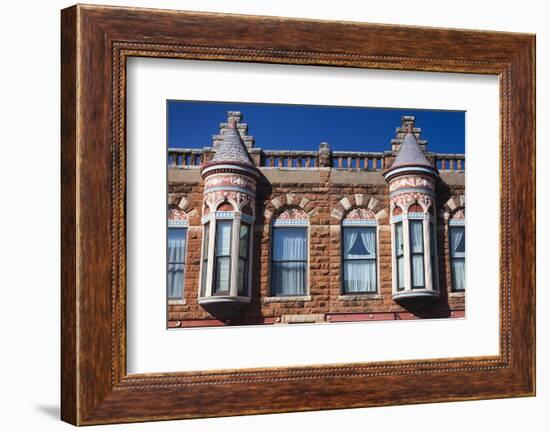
[167,194,198,220]
[331,194,385,223]
[407,202,423,213]
[216,200,237,212]
[272,206,309,224]
[390,192,433,214]
[263,193,313,224]
[343,207,376,221]
[168,205,188,221]
[443,194,465,221]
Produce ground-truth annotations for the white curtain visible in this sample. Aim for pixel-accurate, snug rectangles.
[450,226,465,291]
[215,221,232,292]
[410,221,424,288]
[343,227,377,292]
[272,227,307,296]
[167,228,187,298]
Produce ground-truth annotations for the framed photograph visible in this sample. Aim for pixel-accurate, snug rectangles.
[61,4,535,425]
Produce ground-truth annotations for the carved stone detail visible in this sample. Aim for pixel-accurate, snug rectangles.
[390,191,433,212]
[389,175,434,192]
[344,207,375,220]
[275,207,308,221]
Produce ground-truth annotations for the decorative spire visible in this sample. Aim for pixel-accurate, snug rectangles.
[384,118,437,181]
[202,112,259,178]
[391,131,432,168]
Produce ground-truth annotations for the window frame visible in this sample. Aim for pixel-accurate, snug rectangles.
[449,221,466,292]
[408,218,425,290]
[394,220,405,291]
[237,222,251,297]
[269,217,309,297]
[167,220,188,301]
[212,219,233,296]
[341,223,378,295]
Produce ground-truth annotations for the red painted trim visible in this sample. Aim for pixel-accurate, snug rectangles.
[168,310,465,328]
[326,309,465,323]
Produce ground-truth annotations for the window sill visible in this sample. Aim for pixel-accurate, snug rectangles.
[263,295,312,303]
[449,291,465,297]
[168,299,187,305]
[338,294,382,301]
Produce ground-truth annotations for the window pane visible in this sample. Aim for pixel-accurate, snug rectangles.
[411,255,425,288]
[167,263,184,299]
[410,220,424,253]
[272,227,307,261]
[238,258,247,296]
[431,224,438,290]
[452,258,465,291]
[343,260,376,293]
[237,224,250,296]
[450,226,465,257]
[202,223,209,256]
[168,228,186,299]
[450,225,465,292]
[272,261,306,296]
[395,222,404,257]
[168,227,187,263]
[343,227,376,259]
[215,221,232,256]
[239,224,250,258]
[215,256,231,293]
[397,255,405,290]
[200,223,209,297]
[410,220,425,288]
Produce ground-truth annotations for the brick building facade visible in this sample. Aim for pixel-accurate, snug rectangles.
[166,112,465,328]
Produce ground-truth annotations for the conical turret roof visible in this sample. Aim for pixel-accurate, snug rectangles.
[384,124,437,181]
[392,131,432,168]
[209,121,255,167]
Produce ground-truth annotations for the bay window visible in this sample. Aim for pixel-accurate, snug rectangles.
[390,206,438,301]
[199,209,255,318]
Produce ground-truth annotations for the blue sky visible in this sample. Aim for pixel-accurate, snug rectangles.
[167,100,465,154]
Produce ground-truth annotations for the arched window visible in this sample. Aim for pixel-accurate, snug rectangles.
[167,206,188,300]
[270,207,309,297]
[449,208,465,292]
[342,208,378,294]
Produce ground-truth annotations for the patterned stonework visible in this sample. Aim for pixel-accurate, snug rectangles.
[344,207,375,220]
[168,207,188,221]
[389,175,434,192]
[204,190,252,211]
[204,174,256,193]
[390,191,433,212]
[275,207,308,221]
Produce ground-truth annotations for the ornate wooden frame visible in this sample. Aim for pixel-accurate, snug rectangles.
[61,4,536,425]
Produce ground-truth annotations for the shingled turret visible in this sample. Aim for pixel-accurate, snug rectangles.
[384,123,437,181]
